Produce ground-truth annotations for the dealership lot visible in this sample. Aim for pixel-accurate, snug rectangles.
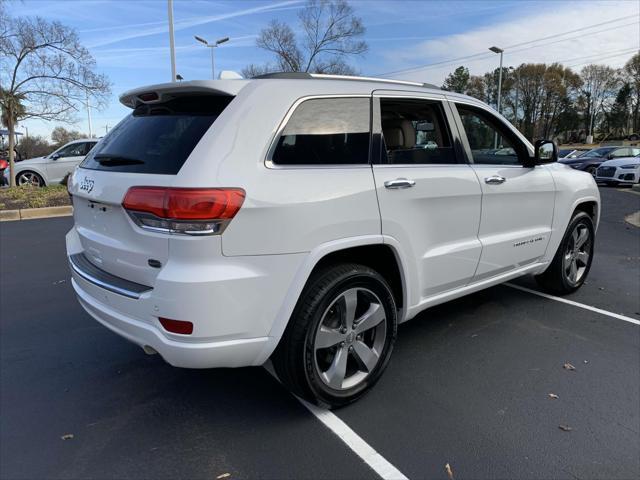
[1,187,638,480]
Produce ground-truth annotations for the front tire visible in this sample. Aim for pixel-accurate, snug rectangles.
[273,263,397,408]
[535,211,595,295]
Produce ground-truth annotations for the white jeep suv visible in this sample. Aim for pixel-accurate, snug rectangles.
[66,74,600,407]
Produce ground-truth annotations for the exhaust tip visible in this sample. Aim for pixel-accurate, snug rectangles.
[143,345,158,355]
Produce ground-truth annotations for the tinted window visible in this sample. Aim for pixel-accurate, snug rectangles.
[56,143,86,158]
[379,98,455,164]
[81,95,233,174]
[457,105,524,165]
[271,97,370,165]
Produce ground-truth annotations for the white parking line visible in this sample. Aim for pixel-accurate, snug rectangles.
[264,365,409,480]
[505,283,640,326]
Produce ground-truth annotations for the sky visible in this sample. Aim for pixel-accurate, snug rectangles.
[11,0,640,139]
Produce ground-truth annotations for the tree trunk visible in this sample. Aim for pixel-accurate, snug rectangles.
[8,113,16,187]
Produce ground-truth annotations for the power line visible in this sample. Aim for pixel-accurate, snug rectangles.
[565,49,639,69]
[374,14,638,77]
[557,47,639,65]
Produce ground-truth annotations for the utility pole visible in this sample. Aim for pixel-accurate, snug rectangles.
[85,92,93,138]
[168,0,177,82]
[104,124,110,135]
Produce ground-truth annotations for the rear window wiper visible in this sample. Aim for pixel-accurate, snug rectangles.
[95,154,145,166]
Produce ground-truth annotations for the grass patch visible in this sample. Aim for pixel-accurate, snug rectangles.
[0,185,71,210]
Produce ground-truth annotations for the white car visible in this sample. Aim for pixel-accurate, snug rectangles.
[13,139,98,186]
[595,156,640,185]
[66,75,600,407]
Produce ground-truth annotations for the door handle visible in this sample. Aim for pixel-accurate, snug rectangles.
[484,175,506,185]
[384,178,416,189]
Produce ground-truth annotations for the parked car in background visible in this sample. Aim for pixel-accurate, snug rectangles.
[560,146,640,176]
[66,74,600,407]
[12,139,98,187]
[595,155,640,185]
[558,148,588,159]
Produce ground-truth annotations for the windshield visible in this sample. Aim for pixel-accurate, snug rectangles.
[81,95,233,174]
[580,147,614,158]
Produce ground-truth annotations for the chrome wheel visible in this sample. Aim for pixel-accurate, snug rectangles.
[313,287,387,390]
[17,172,42,187]
[563,224,591,285]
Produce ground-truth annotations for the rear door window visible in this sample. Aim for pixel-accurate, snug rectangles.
[270,97,370,165]
[81,95,233,174]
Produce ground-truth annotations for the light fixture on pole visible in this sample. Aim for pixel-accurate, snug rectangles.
[489,46,504,114]
[194,35,230,79]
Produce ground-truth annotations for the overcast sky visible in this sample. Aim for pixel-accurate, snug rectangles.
[13,0,640,139]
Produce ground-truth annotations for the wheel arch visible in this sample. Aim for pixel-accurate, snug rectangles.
[262,236,410,363]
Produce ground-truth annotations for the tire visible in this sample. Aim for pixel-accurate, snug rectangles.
[16,171,45,187]
[586,165,597,177]
[272,263,397,408]
[535,211,595,295]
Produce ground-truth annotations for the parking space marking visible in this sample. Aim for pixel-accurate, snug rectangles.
[264,365,409,480]
[505,283,640,326]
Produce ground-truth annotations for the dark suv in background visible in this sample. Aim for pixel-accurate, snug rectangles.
[561,146,640,176]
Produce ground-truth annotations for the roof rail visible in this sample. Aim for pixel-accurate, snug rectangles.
[253,72,313,79]
[251,71,441,90]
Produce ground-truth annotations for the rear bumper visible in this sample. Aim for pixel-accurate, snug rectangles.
[66,227,306,368]
[73,278,270,368]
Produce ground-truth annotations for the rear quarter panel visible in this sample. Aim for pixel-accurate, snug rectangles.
[177,81,381,256]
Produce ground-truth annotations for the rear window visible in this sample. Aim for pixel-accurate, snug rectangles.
[81,95,233,174]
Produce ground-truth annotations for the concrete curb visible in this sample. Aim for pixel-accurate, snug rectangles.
[632,184,640,193]
[624,211,640,228]
[0,205,73,221]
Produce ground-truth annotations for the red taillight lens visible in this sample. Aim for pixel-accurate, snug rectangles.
[158,317,193,335]
[122,187,245,235]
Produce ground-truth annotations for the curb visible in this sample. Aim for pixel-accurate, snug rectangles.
[632,184,640,193]
[624,211,640,228]
[0,205,73,221]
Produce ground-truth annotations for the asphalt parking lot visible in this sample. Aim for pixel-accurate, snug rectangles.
[1,187,638,480]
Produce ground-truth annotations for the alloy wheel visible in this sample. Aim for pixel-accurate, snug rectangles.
[313,287,387,390]
[563,223,591,285]
[17,172,42,187]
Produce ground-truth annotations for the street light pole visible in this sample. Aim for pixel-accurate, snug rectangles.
[489,46,504,114]
[195,35,229,79]
[168,0,177,82]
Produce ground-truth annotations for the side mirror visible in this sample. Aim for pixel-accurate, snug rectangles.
[51,153,60,160]
[533,139,557,165]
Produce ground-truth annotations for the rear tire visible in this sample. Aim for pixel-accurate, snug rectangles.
[272,263,397,408]
[535,211,594,295]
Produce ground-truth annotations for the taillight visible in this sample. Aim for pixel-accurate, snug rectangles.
[122,187,245,235]
[158,317,193,335]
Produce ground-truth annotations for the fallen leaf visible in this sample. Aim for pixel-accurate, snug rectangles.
[583,360,588,364]
[558,425,572,432]
[216,474,231,480]
[563,363,576,371]
[445,463,454,480]
[548,393,559,399]
[60,433,74,440]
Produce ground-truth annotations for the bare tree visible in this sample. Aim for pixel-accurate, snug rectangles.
[580,64,619,140]
[0,12,110,186]
[244,0,367,77]
[51,126,84,148]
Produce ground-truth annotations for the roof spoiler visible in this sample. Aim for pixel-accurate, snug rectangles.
[119,80,249,108]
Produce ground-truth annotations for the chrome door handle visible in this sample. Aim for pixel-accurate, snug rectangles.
[384,178,416,189]
[484,175,506,185]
